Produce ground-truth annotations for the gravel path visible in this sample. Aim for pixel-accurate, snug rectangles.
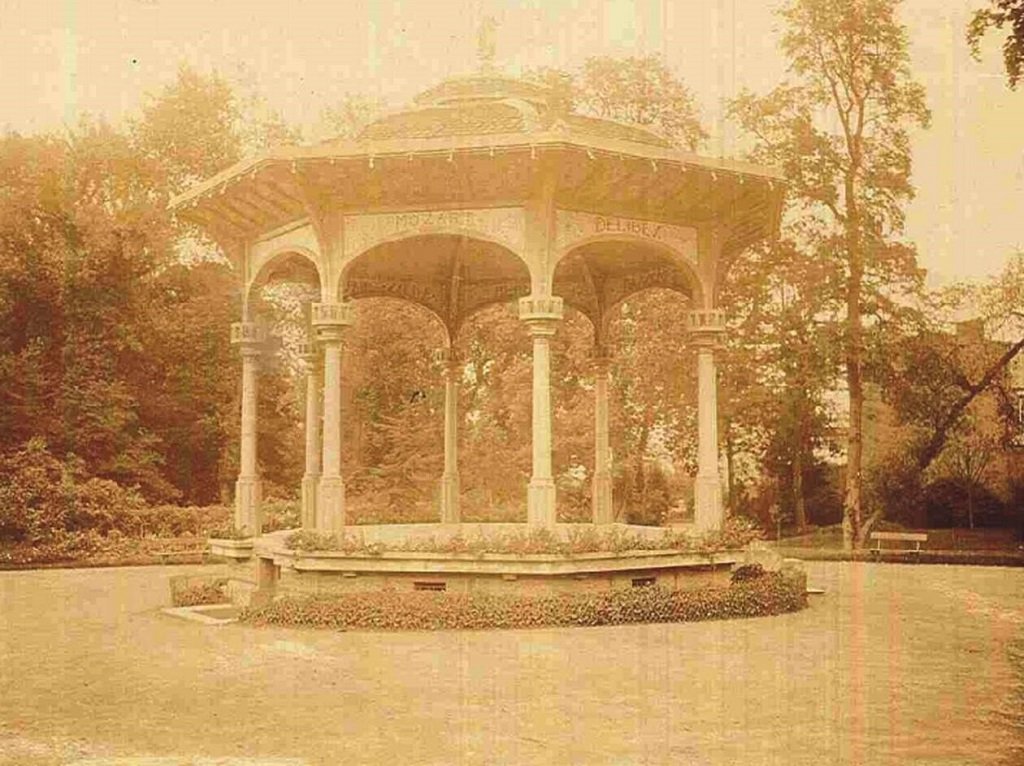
[1,561,1021,765]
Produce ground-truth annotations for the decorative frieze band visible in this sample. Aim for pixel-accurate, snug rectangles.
[555,210,698,262]
[344,207,526,259]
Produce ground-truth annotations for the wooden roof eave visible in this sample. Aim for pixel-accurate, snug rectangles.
[169,130,786,211]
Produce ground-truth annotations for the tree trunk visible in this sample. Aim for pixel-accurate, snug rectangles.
[793,448,807,534]
[843,221,865,551]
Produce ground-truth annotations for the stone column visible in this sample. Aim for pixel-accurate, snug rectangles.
[688,309,727,531]
[439,349,461,523]
[231,321,266,536]
[519,296,563,526]
[591,352,614,524]
[312,302,355,534]
[299,339,322,530]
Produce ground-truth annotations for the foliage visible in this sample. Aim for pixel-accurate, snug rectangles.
[730,0,931,549]
[281,515,763,557]
[718,238,842,531]
[921,477,1009,529]
[0,66,303,509]
[171,578,229,607]
[617,462,672,526]
[240,574,806,632]
[0,532,207,567]
[575,56,707,150]
[527,56,707,150]
[968,0,1024,89]
[730,563,767,583]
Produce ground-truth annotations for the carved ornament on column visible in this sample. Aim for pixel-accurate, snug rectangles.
[297,340,322,369]
[231,321,268,355]
[311,301,355,341]
[518,295,564,335]
[685,309,727,345]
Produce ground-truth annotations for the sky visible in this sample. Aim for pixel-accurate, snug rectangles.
[1,0,1022,286]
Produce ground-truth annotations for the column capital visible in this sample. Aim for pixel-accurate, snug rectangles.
[686,309,727,345]
[588,347,612,375]
[519,295,563,336]
[298,340,321,369]
[435,347,463,377]
[231,321,268,357]
[312,302,355,343]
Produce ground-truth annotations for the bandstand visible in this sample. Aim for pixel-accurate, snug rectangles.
[171,63,784,598]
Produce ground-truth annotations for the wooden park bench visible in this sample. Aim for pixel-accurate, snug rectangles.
[870,531,928,555]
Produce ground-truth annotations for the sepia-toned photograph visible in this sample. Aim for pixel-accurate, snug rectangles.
[1,1,1022,764]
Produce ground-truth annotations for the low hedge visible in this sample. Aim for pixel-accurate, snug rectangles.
[239,572,806,632]
[171,579,229,607]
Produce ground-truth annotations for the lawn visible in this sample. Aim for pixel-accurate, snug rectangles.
[0,561,1021,765]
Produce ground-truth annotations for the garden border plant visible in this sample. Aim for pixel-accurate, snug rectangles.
[239,569,806,632]
[280,516,764,558]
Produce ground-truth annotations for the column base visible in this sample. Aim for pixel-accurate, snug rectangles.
[527,478,557,526]
[234,477,263,537]
[591,472,614,524]
[440,473,460,524]
[317,476,346,534]
[694,474,724,532]
[300,475,319,530]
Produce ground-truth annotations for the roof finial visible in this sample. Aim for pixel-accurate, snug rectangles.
[477,16,497,72]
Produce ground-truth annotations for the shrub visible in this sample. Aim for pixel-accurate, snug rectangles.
[67,479,147,535]
[921,477,1007,529]
[262,499,300,532]
[0,439,77,542]
[240,573,806,631]
[207,525,253,540]
[730,563,766,583]
[617,463,673,527]
[171,578,229,607]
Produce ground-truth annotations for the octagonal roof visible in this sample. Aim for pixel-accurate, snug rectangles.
[170,68,785,260]
[354,73,671,148]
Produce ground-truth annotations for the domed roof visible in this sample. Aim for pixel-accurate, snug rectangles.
[356,71,673,149]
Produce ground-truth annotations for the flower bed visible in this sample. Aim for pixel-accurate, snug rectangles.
[239,571,805,632]
[281,516,763,558]
[0,533,208,568]
[171,578,230,607]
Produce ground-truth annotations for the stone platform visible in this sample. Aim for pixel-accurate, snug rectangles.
[214,524,774,606]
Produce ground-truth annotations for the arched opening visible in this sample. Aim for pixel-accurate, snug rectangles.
[340,297,449,523]
[244,250,323,530]
[603,288,696,525]
[342,233,531,338]
[553,243,699,525]
[336,234,532,523]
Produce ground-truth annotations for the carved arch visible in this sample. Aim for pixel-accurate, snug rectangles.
[245,246,324,309]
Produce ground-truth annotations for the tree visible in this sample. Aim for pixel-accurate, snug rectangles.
[719,236,843,533]
[968,0,1024,89]
[528,56,707,151]
[864,255,1024,526]
[730,0,930,548]
[0,67,306,510]
[315,94,387,141]
[940,427,998,529]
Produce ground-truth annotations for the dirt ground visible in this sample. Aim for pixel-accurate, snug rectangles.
[1,561,1021,766]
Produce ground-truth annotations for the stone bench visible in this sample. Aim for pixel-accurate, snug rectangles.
[870,531,928,554]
